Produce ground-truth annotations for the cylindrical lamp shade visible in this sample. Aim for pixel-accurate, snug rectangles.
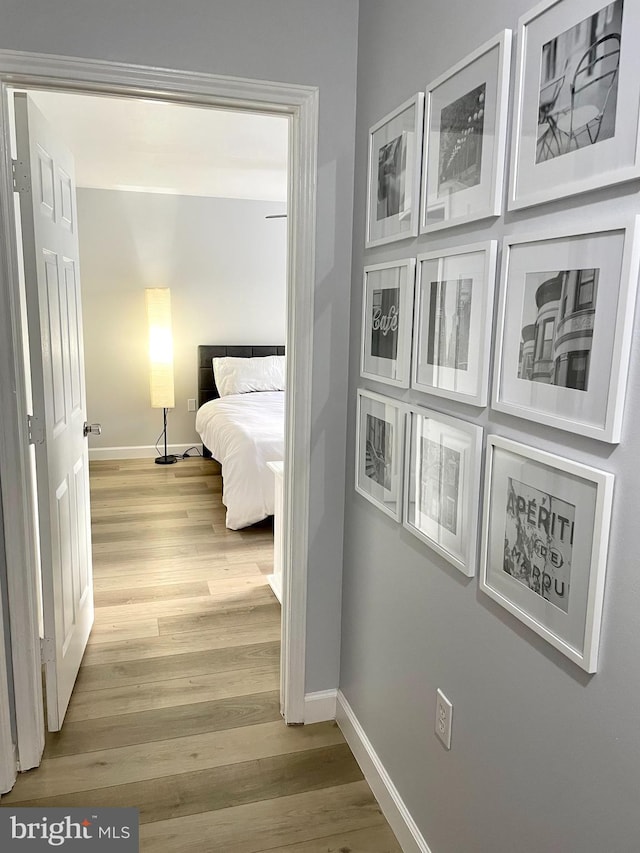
[145,288,175,409]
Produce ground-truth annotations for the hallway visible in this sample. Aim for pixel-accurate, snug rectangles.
[1,458,400,852]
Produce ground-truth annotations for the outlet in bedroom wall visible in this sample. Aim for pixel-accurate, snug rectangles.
[187,398,196,412]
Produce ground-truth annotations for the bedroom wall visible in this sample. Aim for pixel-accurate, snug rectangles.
[0,0,358,696]
[76,188,287,452]
[340,1,640,851]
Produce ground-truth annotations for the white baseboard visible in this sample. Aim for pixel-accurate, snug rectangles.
[88,444,197,461]
[336,690,432,853]
[304,689,337,724]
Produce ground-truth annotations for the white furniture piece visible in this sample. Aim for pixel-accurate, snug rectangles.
[266,461,284,604]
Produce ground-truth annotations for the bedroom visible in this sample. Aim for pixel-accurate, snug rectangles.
[9,87,289,715]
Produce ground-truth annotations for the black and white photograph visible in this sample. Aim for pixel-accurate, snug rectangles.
[480,436,614,672]
[356,389,404,520]
[438,84,486,197]
[412,242,497,406]
[516,268,598,391]
[426,278,473,371]
[420,437,461,535]
[536,0,622,164]
[371,286,400,361]
[361,259,415,388]
[377,134,405,221]
[493,223,640,443]
[403,408,483,577]
[365,413,393,491]
[421,30,511,232]
[503,478,573,613]
[509,0,640,210]
[366,94,424,247]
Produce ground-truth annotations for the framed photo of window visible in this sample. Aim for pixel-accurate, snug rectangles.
[421,30,512,233]
[355,389,404,521]
[480,435,614,672]
[509,0,640,210]
[492,218,640,443]
[361,258,415,388]
[412,241,497,406]
[403,407,483,576]
[365,94,424,248]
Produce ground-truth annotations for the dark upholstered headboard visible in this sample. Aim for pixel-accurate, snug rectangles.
[197,345,286,408]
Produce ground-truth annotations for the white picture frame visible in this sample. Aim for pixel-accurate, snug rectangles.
[480,435,614,672]
[492,218,640,443]
[412,241,497,406]
[403,407,483,577]
[355,389,405,521]
[509,0,640,211]
[420,30,512,233]
[361,258,416,388]
[365,93,424,248]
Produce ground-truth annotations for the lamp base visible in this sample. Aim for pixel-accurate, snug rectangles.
[155,454,178,465]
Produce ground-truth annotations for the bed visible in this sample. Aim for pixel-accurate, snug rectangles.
[195,345,285,530]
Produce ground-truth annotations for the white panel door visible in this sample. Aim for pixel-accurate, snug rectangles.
[14,93,94,731]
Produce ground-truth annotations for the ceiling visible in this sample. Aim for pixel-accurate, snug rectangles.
[23,90,289,202]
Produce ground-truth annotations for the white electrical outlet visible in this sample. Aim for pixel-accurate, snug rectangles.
[435,688,453,750]
[187,398,196,412]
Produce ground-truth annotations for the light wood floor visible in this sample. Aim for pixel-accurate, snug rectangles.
[3,457,401,852]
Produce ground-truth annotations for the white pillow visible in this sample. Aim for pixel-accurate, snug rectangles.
[213,355,286,397]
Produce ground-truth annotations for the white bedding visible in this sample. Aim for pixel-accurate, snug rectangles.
[195,391,284,529]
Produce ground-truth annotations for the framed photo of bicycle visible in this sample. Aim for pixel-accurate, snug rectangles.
[412,241,498,406]
[492,218,640,443]
[361,258,415,388]
[509,0,640,211]
[403,406,483,576]
[355,389,405,521]
[420,29,512,233]
[365,94,424,248]
[480,435,614,672]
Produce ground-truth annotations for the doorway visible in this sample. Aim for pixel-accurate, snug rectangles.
[0,51,317,782]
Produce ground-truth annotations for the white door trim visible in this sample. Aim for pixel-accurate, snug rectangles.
[0,49,316,769]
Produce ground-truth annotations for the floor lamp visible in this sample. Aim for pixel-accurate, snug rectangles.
[145,287,177,465]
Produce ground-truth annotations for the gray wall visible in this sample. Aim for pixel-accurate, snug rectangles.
[341,1,640,851]
[0,0,359,694]
[77,189,287,451]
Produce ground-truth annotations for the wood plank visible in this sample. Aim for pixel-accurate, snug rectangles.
[139,781,385,853]
[82,621,282,666]
[43,692,281,758]
[10,745,363,825]
[91,520,213,542]
[94,580,211,608]
[87,618,159,645]
[158,602,280,637]
[2,721,344,801]
[75,641,280,692]
[92,562,263,591]
[65,663,280,721]
[91,509,189,524]
[93,583,274,624]
[263,824,403,853]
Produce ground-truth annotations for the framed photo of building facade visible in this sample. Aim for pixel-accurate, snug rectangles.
[403,407,483,576]
[492,219,640,443]
[509,0,640,210]
[366,94,424,248]
[412,241,497,405]
[355,389,405,520]
[420,30,512,233]
[480,436,614,672]
[361,258,415,387]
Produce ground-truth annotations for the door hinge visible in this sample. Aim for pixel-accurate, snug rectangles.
[12,157,30,194]
[40,637,55,664]
[27,413,44,445]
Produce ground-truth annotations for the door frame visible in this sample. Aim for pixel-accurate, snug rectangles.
[0,49,316,771]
